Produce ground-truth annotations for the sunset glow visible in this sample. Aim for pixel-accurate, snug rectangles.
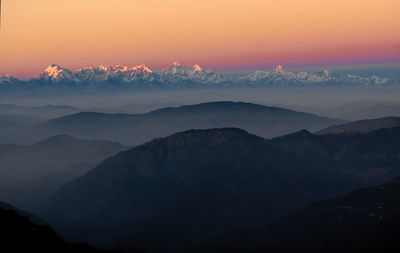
[0,0,399,78]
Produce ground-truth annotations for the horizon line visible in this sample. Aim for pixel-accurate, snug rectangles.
[4,60,400,80]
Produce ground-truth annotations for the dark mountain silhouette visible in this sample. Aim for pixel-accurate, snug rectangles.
[317,116,400,135]
[0,201,44,225]
[0,202,121,253]
[0,135,128,211]
[1,101,343,145]
[39,127,400,251]
[211,176,400,253]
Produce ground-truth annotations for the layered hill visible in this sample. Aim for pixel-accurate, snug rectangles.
[39,127,400,250]
[0,135,128,211]
[1,101,343,145]
[0,104,83,119]
[0,114,45,135]
[317,116,400,134]
[339,104,400,120]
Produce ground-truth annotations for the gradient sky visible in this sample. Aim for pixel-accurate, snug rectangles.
[0,0,399,78]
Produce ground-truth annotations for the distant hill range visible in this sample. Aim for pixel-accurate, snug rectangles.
[212,176,400,253]
[0,114,45,135]
[338,104,400,120]
[317,117,400,134]
[39,127,400,251]
[299,101,400,121]
[0,101,343,145]
[0,104,83,119]
[0,135,128,211]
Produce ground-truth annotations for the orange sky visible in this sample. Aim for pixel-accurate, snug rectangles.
[0,0,399,78]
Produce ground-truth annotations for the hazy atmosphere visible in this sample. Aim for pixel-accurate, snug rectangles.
[1,0,400,252]
[1,0,400,77]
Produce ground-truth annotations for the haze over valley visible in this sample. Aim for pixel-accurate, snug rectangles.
[1,0,400,252]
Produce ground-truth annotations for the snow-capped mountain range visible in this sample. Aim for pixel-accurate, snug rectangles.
[0,63,399,92]
[30,62,225,86]
[0,74,19,84]
[242,65,394,86]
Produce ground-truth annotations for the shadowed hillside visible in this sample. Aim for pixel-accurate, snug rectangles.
[210,176,400,253]
[0,202,121,252]
[39,127,400,251]
[0,135,128,211]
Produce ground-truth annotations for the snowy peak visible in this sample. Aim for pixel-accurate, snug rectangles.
[37,64,74,81]
[273,65,284,73]
[172,61,182,67]
[160,62,227,84]
[164,62,204,73]
[33,62,205,83]
[79,64,153,74]
[243,66,336,85]
[112,64,153,73]
[43,64,67,76]
[193,64,203,72]
[132,64,153,73]
[73,64,156,83]
[0,74,18,84]
[98,65,110,72]
[242,66,395,86]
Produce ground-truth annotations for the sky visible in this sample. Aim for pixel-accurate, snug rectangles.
[0,0,399,78]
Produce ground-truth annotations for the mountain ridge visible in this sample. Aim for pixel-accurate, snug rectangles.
[1,63,398,92]
[0,101,343,145]
[39,126,400,250]
[210,175,400,253]
[317,116,400,134]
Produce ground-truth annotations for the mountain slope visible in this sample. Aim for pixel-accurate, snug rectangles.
[0,201,44,225]
[214,176,400,253]
[39,127,400,250]
[317,116,400,135]
[2,101,343,145]
[273,127,400,185]
[0,135,128,211]
[0,202,120,252]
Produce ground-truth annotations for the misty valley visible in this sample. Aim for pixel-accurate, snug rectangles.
[1,89,400,252]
